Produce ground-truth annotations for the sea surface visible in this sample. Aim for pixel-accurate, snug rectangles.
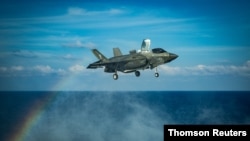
[0,91,250,141]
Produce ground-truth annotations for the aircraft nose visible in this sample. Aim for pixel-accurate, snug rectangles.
[169,53,178,60]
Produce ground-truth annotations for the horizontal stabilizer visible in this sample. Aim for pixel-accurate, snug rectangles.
[113,48,122,57]
[87,64,103,69]
[87,60,104,69]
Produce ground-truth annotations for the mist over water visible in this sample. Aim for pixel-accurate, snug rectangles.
[1,91,250,141]
[25,92,165,141]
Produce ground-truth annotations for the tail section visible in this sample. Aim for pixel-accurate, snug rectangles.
[113,48,122,57]
[92,49,108,61]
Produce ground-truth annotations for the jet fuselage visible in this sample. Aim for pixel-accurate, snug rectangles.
[86,39,178,80]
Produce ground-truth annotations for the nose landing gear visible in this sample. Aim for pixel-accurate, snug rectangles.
[155,72,159,77]
[155,67,159,77]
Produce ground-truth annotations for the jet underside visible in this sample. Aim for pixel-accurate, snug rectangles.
[89,53,150,73]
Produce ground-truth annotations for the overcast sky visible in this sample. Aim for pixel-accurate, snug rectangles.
[0,0,249,91]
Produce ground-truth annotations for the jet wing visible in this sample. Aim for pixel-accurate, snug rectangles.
[87,54,146,69]
[87,60,128,69]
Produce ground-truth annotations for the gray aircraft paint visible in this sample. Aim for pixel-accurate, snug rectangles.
[87,39,178,80]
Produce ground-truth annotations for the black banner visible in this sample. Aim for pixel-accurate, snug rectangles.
[164,125,250,140]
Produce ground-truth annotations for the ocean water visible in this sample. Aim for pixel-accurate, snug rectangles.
[0,91,250,141]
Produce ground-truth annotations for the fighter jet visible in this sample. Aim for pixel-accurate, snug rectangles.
[87,39,178,80]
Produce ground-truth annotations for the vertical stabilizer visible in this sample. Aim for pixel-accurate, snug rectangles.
[141,39,151,52]
[113,48,122,57]
[92,49,108,61]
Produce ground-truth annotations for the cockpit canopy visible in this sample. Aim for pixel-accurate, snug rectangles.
[152,48,167,53]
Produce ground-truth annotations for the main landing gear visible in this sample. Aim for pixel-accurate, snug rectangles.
[113,71,140,80]
[113,73,118,80]
[112,68,159,80]
[135,71,140,77]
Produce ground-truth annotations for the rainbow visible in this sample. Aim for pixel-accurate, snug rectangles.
[7,61,87,141]
[7,92,58,141]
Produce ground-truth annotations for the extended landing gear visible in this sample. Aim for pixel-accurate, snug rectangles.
[113,71,140,80]
[155,67,159,78]
[155,72,159,77]
[135,71,140,77]
[112,69,159,80]
[113,73,118,80]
